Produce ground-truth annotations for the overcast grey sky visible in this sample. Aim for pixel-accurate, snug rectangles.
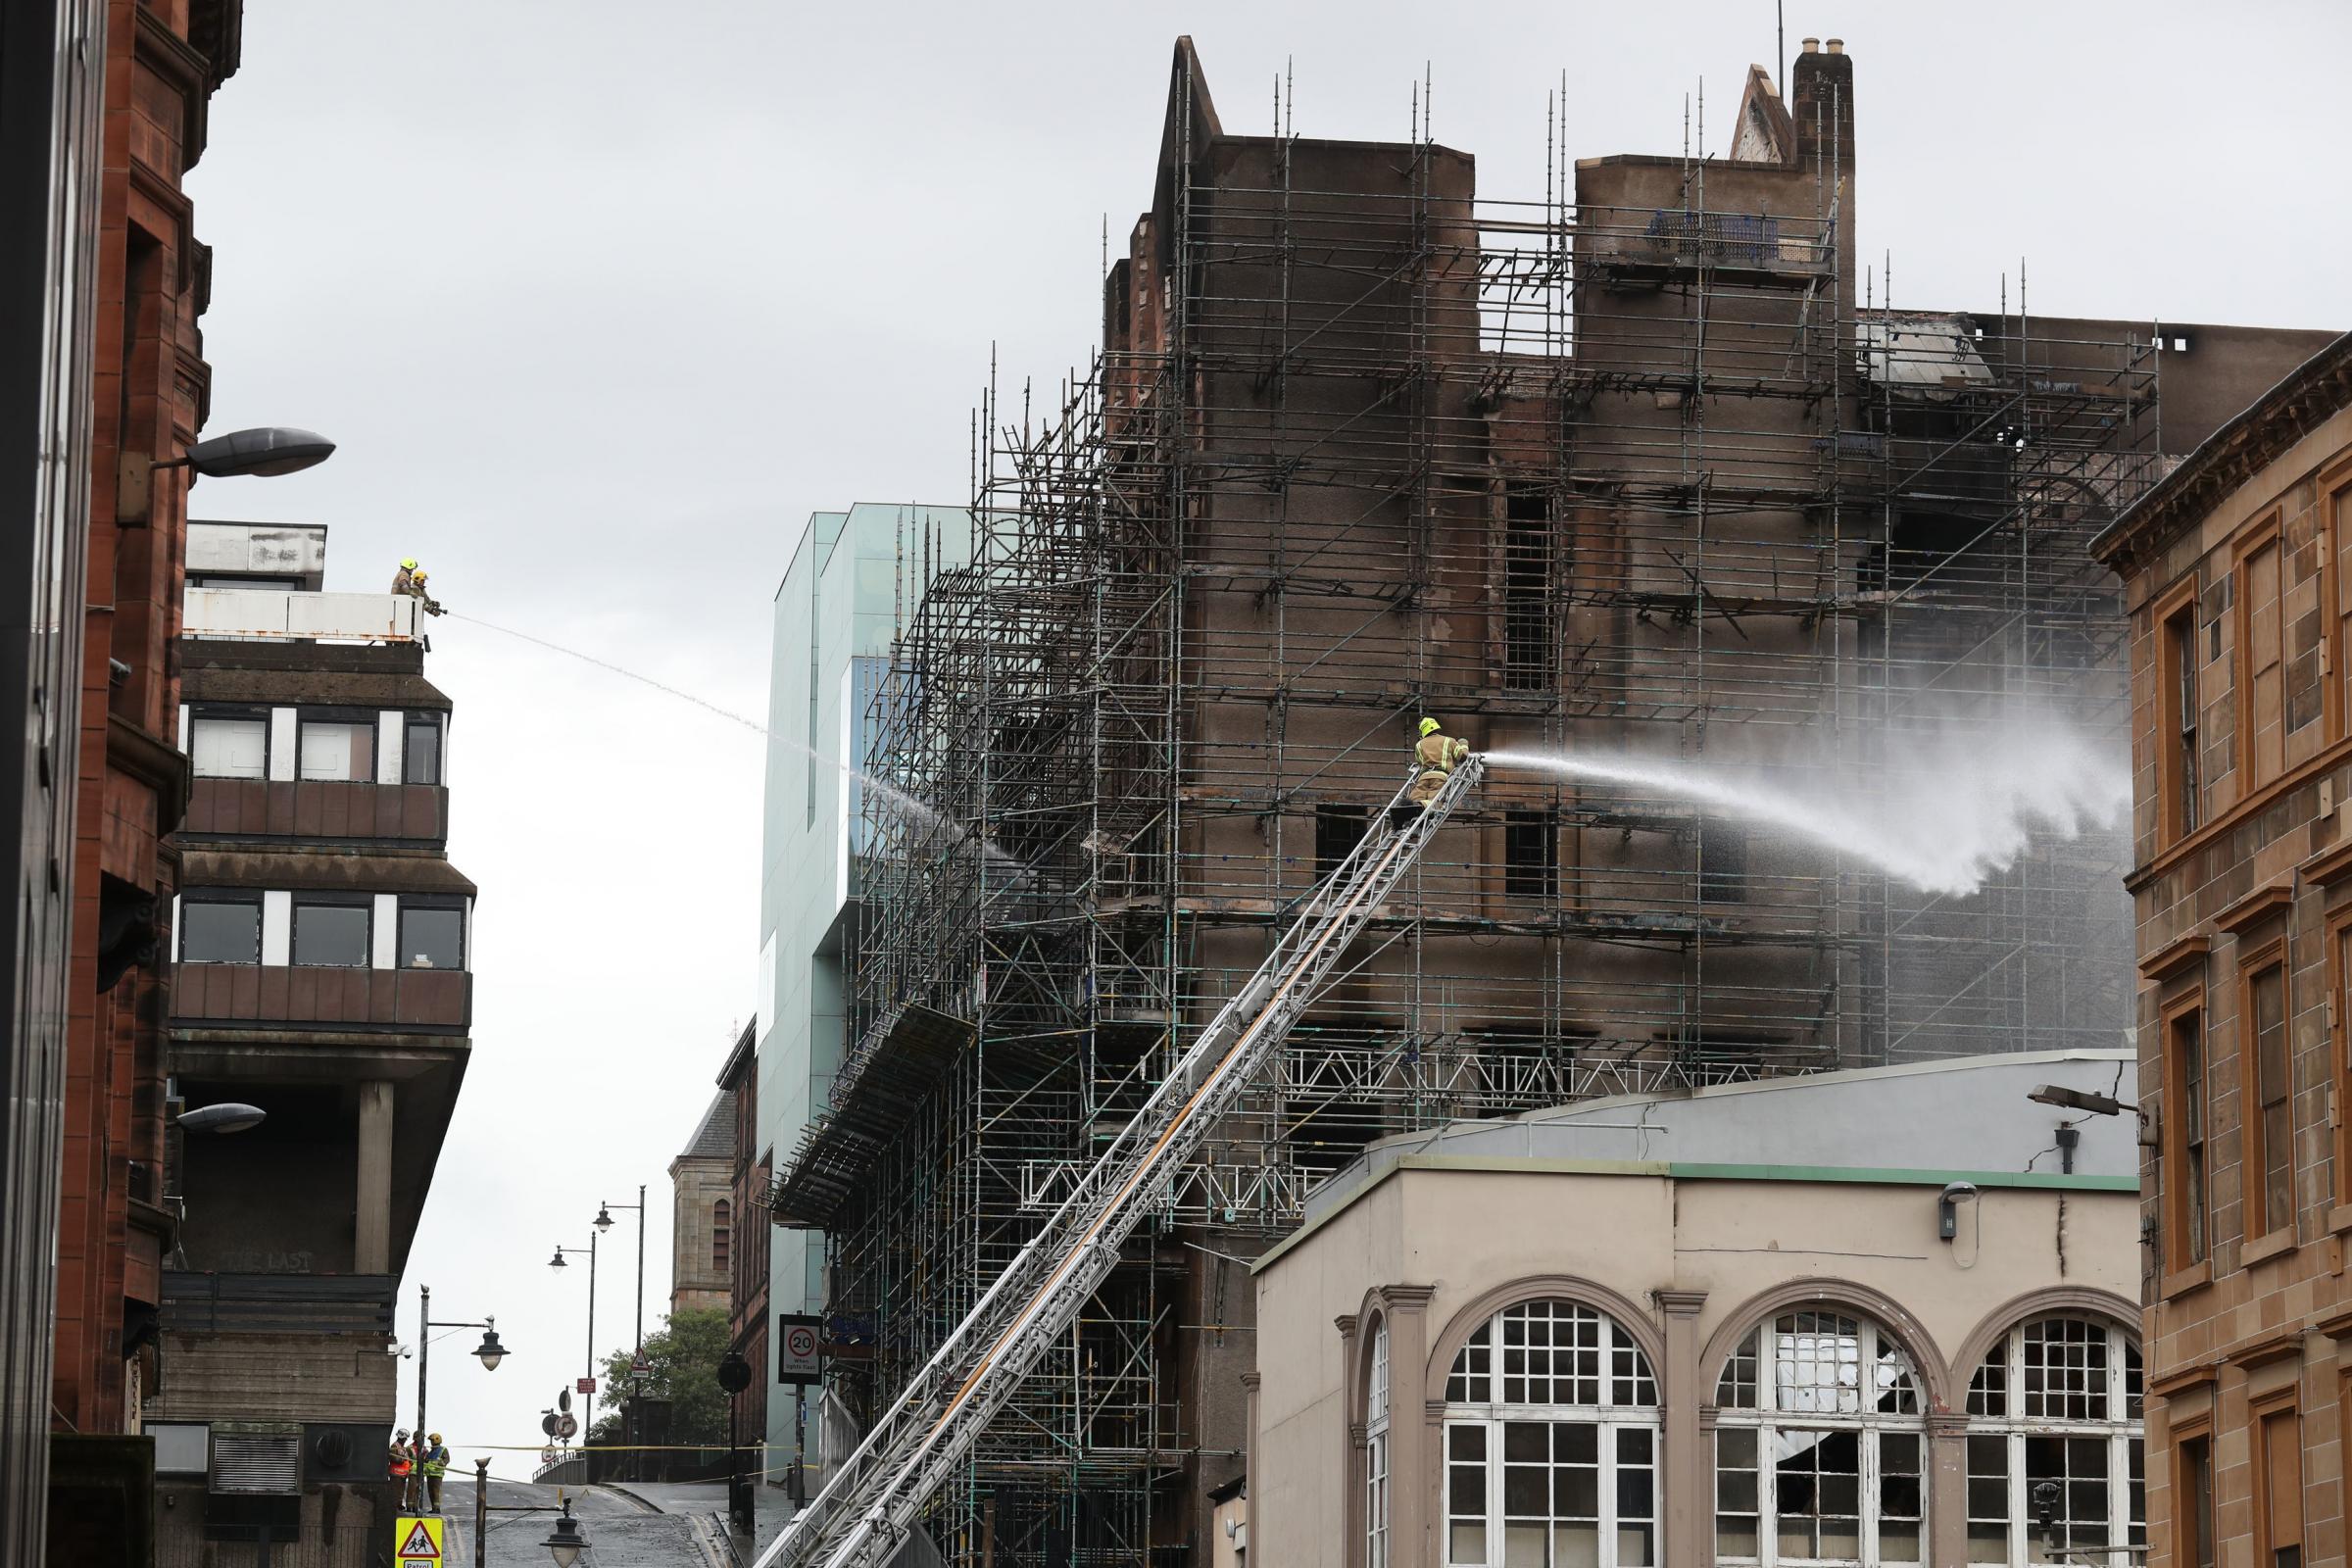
[185,0,2350,1470]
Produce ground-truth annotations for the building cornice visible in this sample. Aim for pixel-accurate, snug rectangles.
[2093,329,2352,573]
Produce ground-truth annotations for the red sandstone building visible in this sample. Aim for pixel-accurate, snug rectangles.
[48,2,247,1557]
[2095,331,2352,1568]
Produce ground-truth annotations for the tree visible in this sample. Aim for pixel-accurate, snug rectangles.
[586,1307,730,1448]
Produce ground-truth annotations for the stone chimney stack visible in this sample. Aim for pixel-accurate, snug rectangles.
[1790,33,1855,174]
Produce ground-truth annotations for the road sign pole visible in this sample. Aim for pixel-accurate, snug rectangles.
[473,1458,488,1568]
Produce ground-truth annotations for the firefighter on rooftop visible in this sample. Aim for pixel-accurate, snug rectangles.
[1408,715,1469,806]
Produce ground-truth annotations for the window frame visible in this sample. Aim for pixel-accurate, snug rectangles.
[289,894,372,970]
[395,896,466,972]
[712,1199,733,1277]
[1711,1308,1928,1568]
[2327,460,2352,744]
[292,708,379,784]
[2251,1389,2303,1568]
[403,711,445,786]
[2152,577,2200,848]
[2235,511,2286,787]
[1960,1315,2145,1566]
[2332,905,2352,1216]
[2172,1419,2216,1568]
[1502,808,1559,901]
[186,704,271,782]
[2238,939,2293,1244]
[177,890,264,965]
[1366,1317,1391,1568]
[2160,990,2209,1268]
[1441,1298,1661,1568]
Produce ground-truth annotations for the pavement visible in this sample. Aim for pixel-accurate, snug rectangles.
[440,1474,736,1567]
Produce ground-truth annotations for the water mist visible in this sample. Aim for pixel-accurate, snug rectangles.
[1484,708,2131,898]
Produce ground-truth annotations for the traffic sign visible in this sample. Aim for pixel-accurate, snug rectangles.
[630,1351,652,1378]
[557,1412,578,1440]
[395,1515,443,1564]
[778,1313,823,1384]
[540,1413,560,1437]
[576,1376,597,1395]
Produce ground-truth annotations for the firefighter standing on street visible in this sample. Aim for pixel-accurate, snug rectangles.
[418,1432,449,1513]
[388,1429,415,1510]
[1408,715,1470,806]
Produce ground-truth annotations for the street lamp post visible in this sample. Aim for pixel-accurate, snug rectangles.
[550,1239,598,1450]
[414,1284,506,1512]
[594,1186,647,1480]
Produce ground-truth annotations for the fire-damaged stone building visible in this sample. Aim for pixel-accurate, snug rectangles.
[146,520,472,1560]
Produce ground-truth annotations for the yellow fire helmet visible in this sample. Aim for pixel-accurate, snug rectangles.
[400,558,419,571]
[1418,716,1442,737]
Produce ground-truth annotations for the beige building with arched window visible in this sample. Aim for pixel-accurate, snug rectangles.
[1246,1052,2144,1568]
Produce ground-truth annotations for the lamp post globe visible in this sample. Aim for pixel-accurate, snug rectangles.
[548,1249,566,1269]
[541,1499,588,1567]
[593,1203,613,1231]
[475,1322,508,1371]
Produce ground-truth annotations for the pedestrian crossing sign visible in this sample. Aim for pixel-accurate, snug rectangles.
[396,1515,443,1563]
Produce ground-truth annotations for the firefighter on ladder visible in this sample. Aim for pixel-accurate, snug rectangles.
[1404,715,1470,811]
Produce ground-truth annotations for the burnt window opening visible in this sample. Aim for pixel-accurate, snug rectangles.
[1504,809,1559,900]
[1315,805,1368,879]
[1283,1023,1395,1180]
[1503,485,1553,691]
[1698,820,1747,903]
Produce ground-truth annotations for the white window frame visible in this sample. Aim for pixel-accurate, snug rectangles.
[187,710,270,780]
[1441,1299,1661,1568]
[1962,1316,2145,1567]
[1367,1319,1391,1568]
[1712,1310,1928,1568]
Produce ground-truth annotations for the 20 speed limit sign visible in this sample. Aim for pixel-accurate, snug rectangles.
[778,1314,823,1384]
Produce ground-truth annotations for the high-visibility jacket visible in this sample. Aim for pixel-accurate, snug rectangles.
[388,1447,414,1477]
[419,1444,449,1478]
[1415,733,1469,774]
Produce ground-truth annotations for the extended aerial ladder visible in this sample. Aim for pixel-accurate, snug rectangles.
[758,758,1485,1568]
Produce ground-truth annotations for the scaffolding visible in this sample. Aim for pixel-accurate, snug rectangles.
[767,45,2162,1567]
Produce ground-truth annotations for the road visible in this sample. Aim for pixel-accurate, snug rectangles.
[440,1474,732,1567]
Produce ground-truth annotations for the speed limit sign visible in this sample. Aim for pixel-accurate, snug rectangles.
[778,1314,822,1384]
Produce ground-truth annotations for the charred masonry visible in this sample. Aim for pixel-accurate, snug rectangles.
[765,38,2331,1566]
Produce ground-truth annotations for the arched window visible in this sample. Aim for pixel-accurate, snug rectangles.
[1366,1319,1391,1568]
[712,1199,732,1276]
[1441,1298,1659,1567]
[1963,1315,2143,1565]
[1713,1308,1925,1567]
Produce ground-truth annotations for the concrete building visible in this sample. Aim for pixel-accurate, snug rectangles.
[146,520,471,1561]
[670,1092,736,1316]
[762,36,2333,1563]
[753,503,972,1480]
[1250,1052,2145,1567]
[2092,331,2352,1568]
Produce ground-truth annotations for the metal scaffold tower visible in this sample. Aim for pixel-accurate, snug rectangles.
[763,44,2163,1566]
